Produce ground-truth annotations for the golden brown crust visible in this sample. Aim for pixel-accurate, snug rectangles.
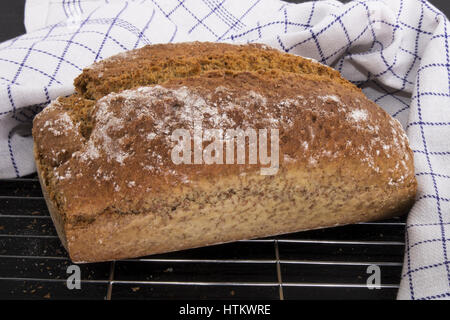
[32,42,417,263]
[34,145,69,251]
[74,42,353,100]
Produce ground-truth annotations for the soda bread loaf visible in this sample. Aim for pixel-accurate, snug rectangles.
[32,42,417,263]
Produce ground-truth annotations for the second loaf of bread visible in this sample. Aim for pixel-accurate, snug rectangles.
[32,42,417,263]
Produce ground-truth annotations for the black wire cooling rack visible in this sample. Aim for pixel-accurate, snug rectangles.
[0,174,406,300]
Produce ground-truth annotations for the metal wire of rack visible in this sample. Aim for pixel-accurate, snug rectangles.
[0,174,405,300]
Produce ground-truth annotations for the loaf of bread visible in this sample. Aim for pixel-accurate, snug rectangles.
[32,42,417,263]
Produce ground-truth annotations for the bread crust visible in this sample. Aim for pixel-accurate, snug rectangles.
[32,43,417,263]
[34,145,68,251]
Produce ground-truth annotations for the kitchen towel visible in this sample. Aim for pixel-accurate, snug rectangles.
[0,0,448,299]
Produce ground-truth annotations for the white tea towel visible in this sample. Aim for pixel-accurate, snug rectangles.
[0,0,448,299]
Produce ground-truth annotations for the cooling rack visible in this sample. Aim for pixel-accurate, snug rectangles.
[0,174,405,300]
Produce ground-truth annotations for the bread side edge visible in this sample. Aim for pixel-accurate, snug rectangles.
[34,143,69,252]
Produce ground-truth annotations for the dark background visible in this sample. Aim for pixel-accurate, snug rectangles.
[0,0,449,43]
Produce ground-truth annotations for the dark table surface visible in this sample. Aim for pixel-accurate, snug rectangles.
[0,0,449,43]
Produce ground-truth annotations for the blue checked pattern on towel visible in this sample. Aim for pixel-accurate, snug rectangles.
[0,0,448,299]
